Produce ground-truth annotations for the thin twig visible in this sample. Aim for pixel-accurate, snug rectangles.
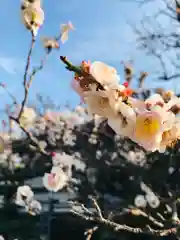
[127,208,164,228]
[18,33,36,119]
[60,56,82,75]
[71,198,178,237]
[85,226,98,240]
[90,197,104,220]
[10,116,49,156]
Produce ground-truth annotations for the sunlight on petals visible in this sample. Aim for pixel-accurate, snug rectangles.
[84,88,114,118]
[90,61,120,88]
[22,6,44,36]
[159,117,180,152]
[107,101,136,137]
[164,96,180,111]
[129,98,146,113]
[145,94,164,107]
[108,115,134,138]
[133,111,163,151]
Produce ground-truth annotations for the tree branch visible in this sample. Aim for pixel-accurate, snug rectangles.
[71,198,179,237]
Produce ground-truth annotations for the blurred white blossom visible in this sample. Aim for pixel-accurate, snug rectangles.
[145,193,160,208]
[86,167,97,185]
[10,154,24,169]
[41,37,59,52]
[60,21,75,44]
[134,195,147,208]
[26,199,42,216]
[11,106,37,128]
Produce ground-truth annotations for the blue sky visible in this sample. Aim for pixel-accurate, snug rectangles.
[0,0,178,117]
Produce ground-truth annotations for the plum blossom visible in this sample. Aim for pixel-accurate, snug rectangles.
[129,94,164,114]
[21,3,44,36]
[107,101,136,138]
[10,106,37,129]
[145,94,164,108]
[83,85,114,118]
[43,166,68,192]
[70,61,92,102]
[134,195,147,208]
[133,110,164,152]
[20,107,37,127]
[162,90,174,102]
[81,60,91,73]
[163,95,180,111]
[60,21,75,44]
[90,61,120,88]
[26,199,42,216]
[145,193,160,208]
[52,152,73,177]
[132,96,179,152]
[69,59,180,153]
[15,185,41,215]
[21,0,42,9]
[15,185,34,207]
[159,116,180,152]
[41,37,59,53]
[71,61,123,107]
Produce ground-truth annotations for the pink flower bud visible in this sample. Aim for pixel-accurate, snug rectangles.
[123,82,129,88]
[51,152,56,157]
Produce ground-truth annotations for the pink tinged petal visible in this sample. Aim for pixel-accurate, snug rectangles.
[139,134,162,152]
[164,96,180,111]
[145,94,164,107]
[71,79,85,103]
[129,98,146,113]
[67,20,75,30]
[90,61,120,87]
[48,173,56,184]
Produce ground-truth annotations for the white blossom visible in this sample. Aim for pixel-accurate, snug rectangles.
[145,193,160,208]
[134,195,147,208]
[26,199,42,216]
[43,166,68,192]
[15,185,34,207]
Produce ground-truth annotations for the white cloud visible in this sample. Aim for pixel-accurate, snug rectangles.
[0,56,24,75]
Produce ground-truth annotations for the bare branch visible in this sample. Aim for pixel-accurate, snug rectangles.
[10,116,49,156]
[18,33,36,119]
[71,199,179,237]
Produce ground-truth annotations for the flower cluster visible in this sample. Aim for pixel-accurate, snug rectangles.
[134,182,160,208]
[67,59,180,153]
